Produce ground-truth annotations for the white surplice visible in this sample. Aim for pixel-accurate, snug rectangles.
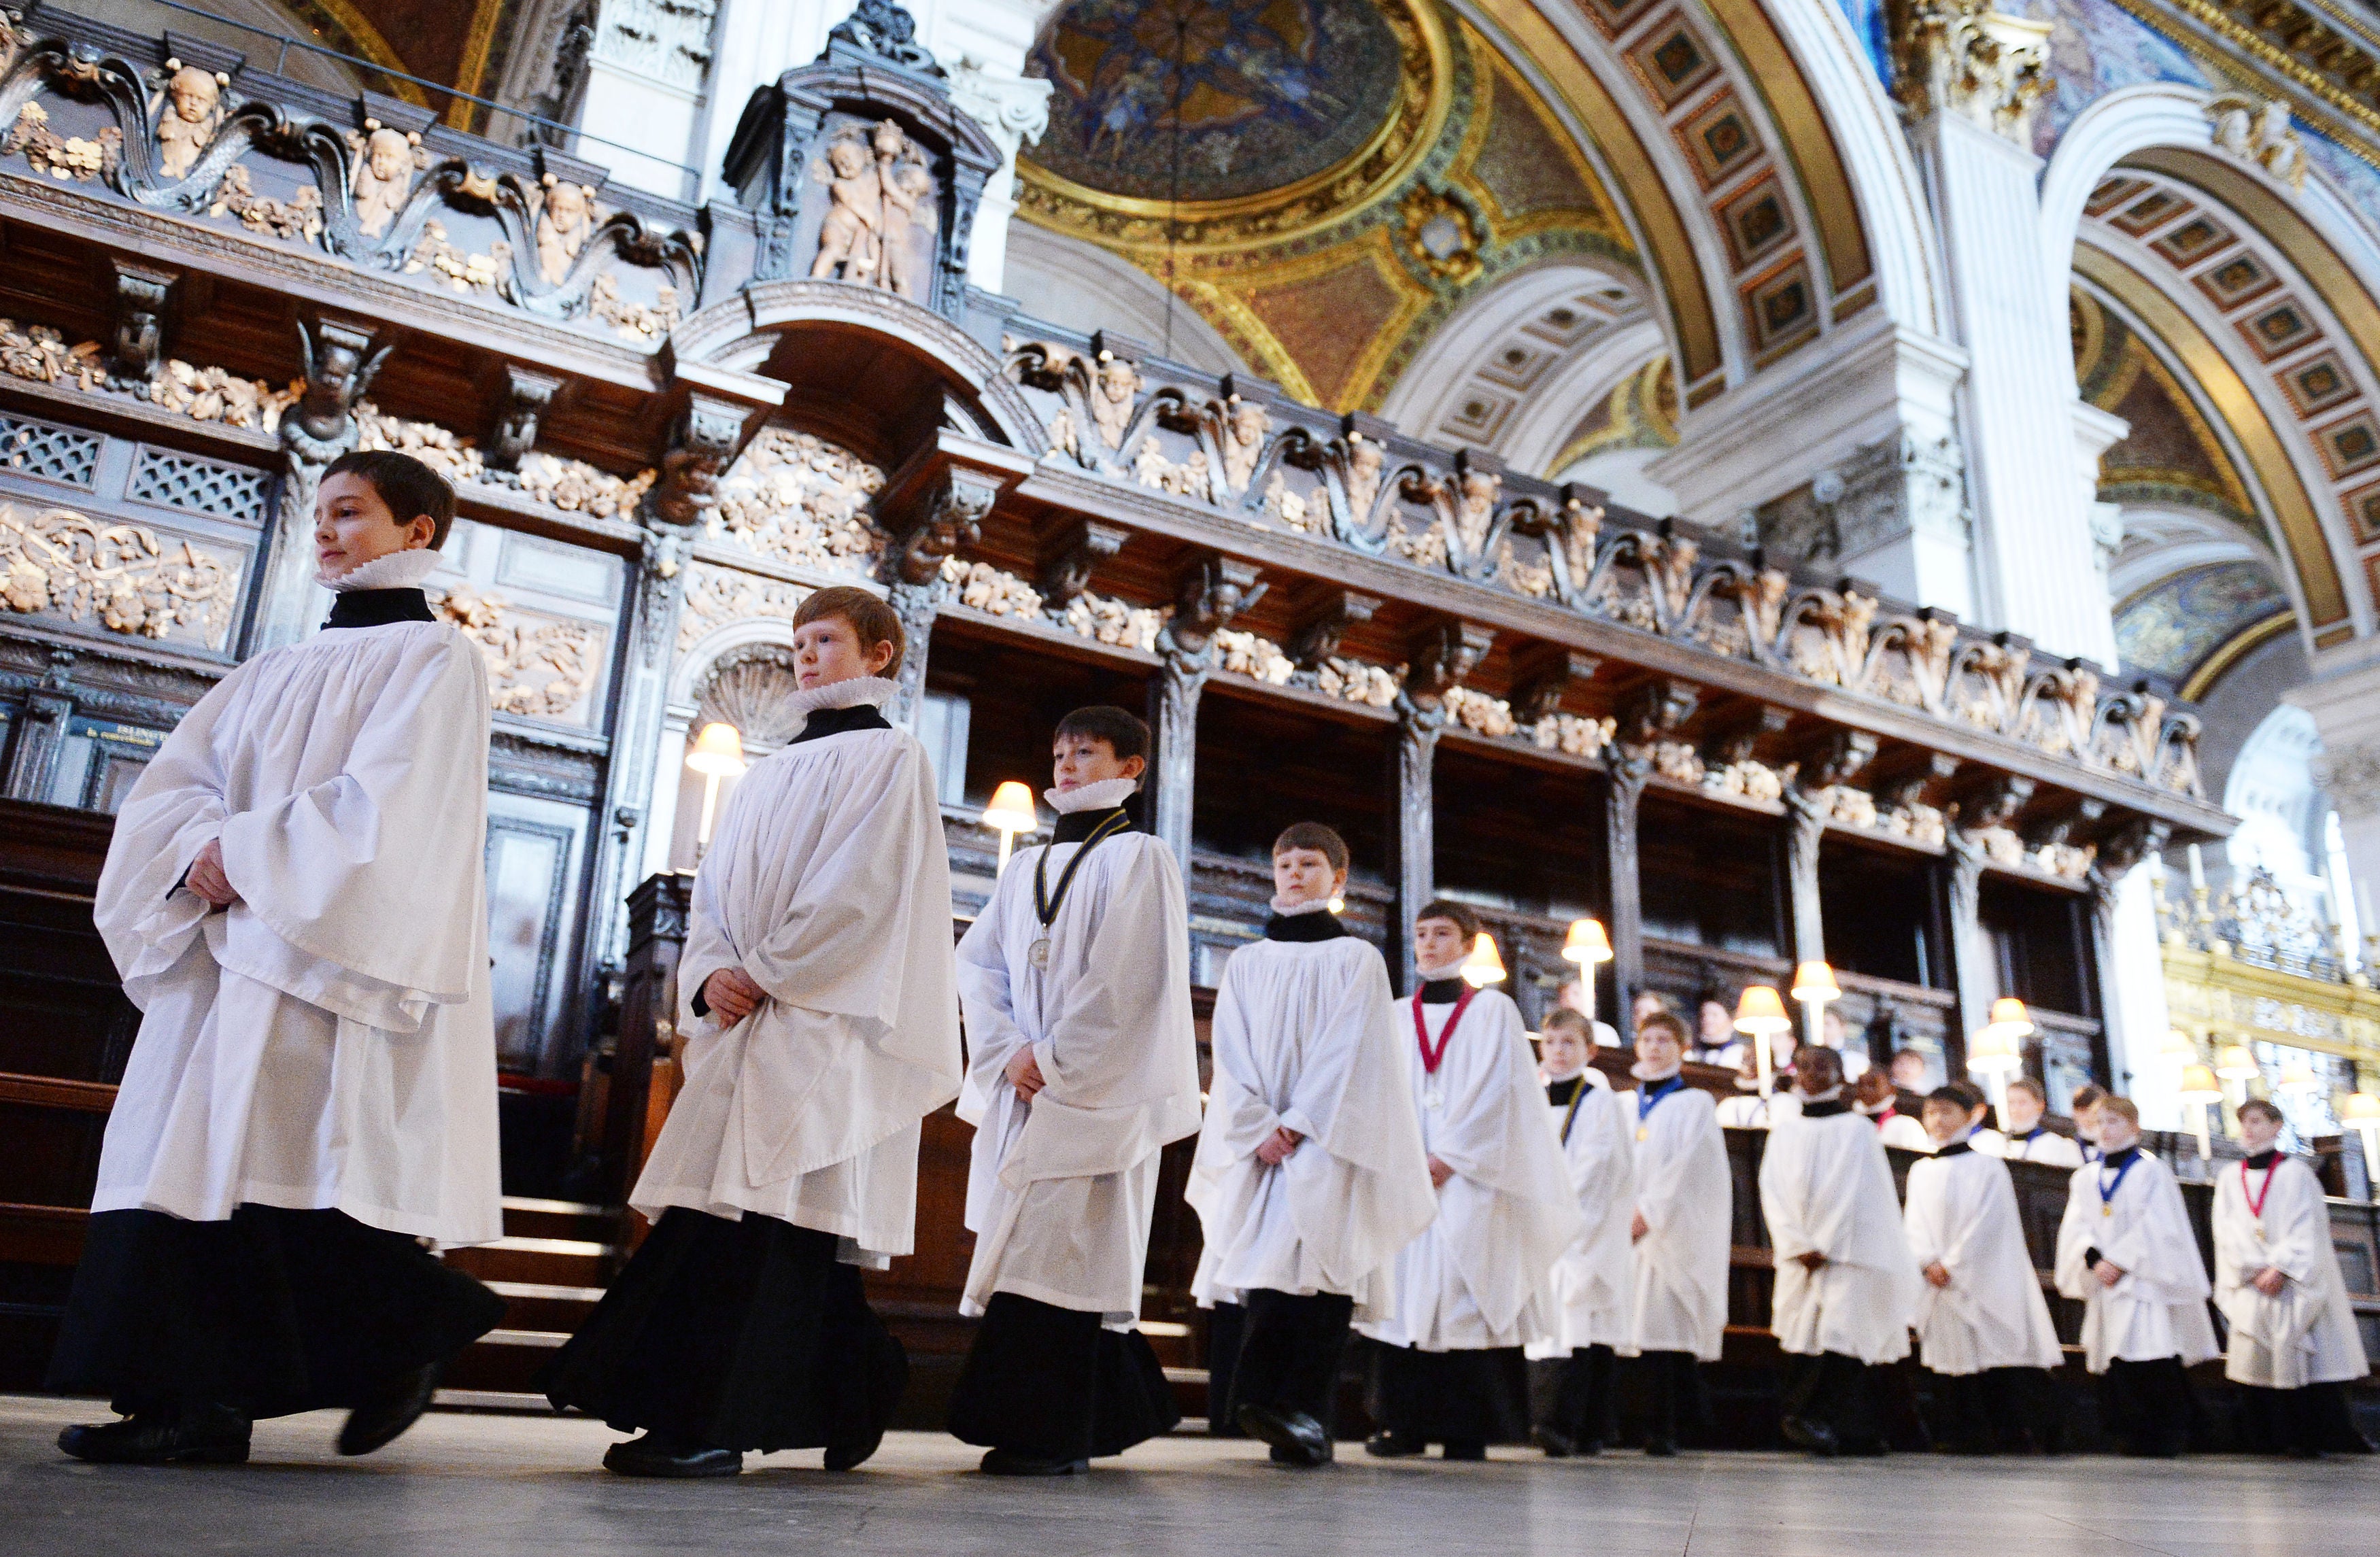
[1526,1080,1637,1358]
[90,617,501,1247]
[2213,1154,2370,1389]
[1355,986,1580,1352]
[632,679,962,1265]
[1629,1077,1732,1360]
[1187,927,1434,1321]
[1903,1142,2063,1374]
[2053,1148,2219,1371]
[1715,1090,1798,1130]
[1986,1127,2086,1169]
[1760,1106,1918,1363]
[1871,1108,1934,1154]
[955,785,1200,1322]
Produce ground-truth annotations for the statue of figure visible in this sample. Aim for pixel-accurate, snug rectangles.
[536,178,597,285]
[879,154,935,300]
[350,126,420,239]
[154,65,226,183]
[1343,435,1383,522]
[811,135,883,285]
[1220,398,1268,493]
[1090,354,1139,449]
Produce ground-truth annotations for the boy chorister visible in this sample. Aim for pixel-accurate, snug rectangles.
[2069,1083,2109,1161]
[1980,1077,2085,1168]
[1527,1008,1635,1457]
[2053,1095,2218,1456]
[947,706,1201,1475]
[1187,823,1435,1467]
[1758,1046,1918,1456]
[1904,1087,2064,1454]
[1856,1067,1933,1153]
[2213,1099,2371,1456]
[50,451,505,1465]
[1622,1010,1732,1455]
[540,588,962,1477]
[1357,901,1580,1460]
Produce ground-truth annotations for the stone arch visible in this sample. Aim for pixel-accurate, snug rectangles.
[1002,222,1246,376]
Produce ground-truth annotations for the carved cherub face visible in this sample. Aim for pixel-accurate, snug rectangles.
[895,161,932,196]
[872,118,906,157]
[547,181,588,226]
[1231,402,1265,440]
[828,140,870,177]
[366,128,409,180]
[1349,439,1382,478]
[169,67,218,123]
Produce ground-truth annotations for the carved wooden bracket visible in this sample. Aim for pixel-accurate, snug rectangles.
[2092,813,2170,880]
[1510,645,1601,725]
[1801,727,1880,791]
[1957,771,2037,832]
[1708,702,1790,767]
[485,364,564,473]
[881,464,1000,587]
[1286,587,1380,669]
[1163,554,1265,659]
[1403,619,1495,711]
[1618,676,1699,748]
[1036,517,1129,608]
[644,391,749,528]
[290,312,394,451]
[105,258,176,389]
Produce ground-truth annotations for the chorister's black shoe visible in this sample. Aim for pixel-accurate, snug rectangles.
[1440,1439,1488,1462]
[1643,1437,1678,1458]
[1363,1429,1425,1459]
[1269,1440,1337,1465]
[602,1431,744,1477]
[1780,1416,1839,1457]
[1533,1426,1576,1459]
[979,1448,1089,1476]
[57,1405,250,1465]
[823,1429,885,1472]
[1837,1437,1888,1458]
[338,1361,443,1457]
[1238,1404,1331,1467]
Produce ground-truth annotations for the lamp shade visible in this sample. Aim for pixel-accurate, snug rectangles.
[1563,918,1614,965]
[2158,1029,2197,1066]
[1733,985,1792,1035]
[685,721,747,777]
[1985,997,2034,1038]
[2343,1092,2380,1126]
[1790,961,1840,1003]
[1968,1025,2024,1074]
[2275,1063,2319,1097]
[1461,931,1507,987]
[2177,1063,2223,1104]
[2214,1043,2260,1082]
[981,781,1037,834]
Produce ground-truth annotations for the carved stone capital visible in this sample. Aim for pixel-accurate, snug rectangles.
[486,364,563,473]
[949,59,1052,157]
[1286,589,1380,670]
[1888,0,2052,144]
[1400,619,1494,713]
[2314,738,2380,822]
[1161,555,1265,662]
[1036,518,1128,608]
[644,392,747,528]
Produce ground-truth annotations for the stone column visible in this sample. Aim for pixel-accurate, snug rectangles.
[585,392,747,973]
[1892,0,2118,666]
[2295,642,2380,931]
[877,466,998,728]
[1942,772,2034,1076]
[1150,556,1263,867]
[2087,817,2171,1095]
[250,315,391,655]
[1784,786,1829,968]
[1602,752,1651,1031]
[949,56,1052,292]
[1387,620,1492,991]
[579,0,722,200]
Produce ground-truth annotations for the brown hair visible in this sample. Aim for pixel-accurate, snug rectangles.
[1635,1010,1690,1050]
[1797,1045,1844,1091]
[1054,704,1150,762]
[2237,1097,2284,1127]
[1943,1079,1987,1113]
[793,585,905,677]
[2098,1095,2139,1127]
[1273,821,1349,873]
[1415,898,1481,940]
[1540,1007,1592,1040]
[2006,1075,2046,1104]
[2071,1082,2109,1112]
[323,449,455,549]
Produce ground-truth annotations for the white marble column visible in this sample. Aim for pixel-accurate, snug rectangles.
[578,0,724,201]
[2294,640,2380,914]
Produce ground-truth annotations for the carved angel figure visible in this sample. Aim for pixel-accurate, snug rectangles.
[537,178,596,285]
[153,65,226,183]
[1342,436,1383,524]
[811,136,883,285]
[1452,468,1499,558]
[349,126,424,239]
[1221,398,1268,493]
[1091,355,1139,451]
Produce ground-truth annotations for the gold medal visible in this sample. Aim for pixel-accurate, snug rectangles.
[1636,1127,1649,1142]
[1028,938,1051,969]
[2102,1204,2113,1217]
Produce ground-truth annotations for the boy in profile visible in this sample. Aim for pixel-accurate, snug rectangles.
[1529,1008,1635,1456]
[948,707,1202,1474]
[1189,823,1433,1466]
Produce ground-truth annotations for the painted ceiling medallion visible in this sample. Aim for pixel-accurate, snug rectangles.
[1019,0,1450,250]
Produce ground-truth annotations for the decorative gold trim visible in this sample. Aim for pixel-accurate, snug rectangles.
[2107,0,2380,172]
[1016,0,1453,253]
[2164,942,2380,1066]
[2077,242,2351,630]
[450,0,511,129]
[1546,352,1676,477]
[292,0,430,109]
[2179,609,2294,700]
[1698,0,1873,298]
[1183,225,1433,409]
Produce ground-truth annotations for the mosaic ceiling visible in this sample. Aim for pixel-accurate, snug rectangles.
[1027,0,1406,205]
[2114,561,2289,681]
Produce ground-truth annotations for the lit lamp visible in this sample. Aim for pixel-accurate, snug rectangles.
[684,722,747,860]
[2177,1063,2223,1159]
[1461,931,1507,988]
[2215,1042,2260,1137]
[1563,918,1613,1020]
[1791,960,1841,1051]
[981,781,1038,875]
[1969,997,2031,1131]
[2342,1092,2380,1184]
[2275,1062,2319,1099]
[1734,985,1792,1098]
[2158,1028,2197,1074]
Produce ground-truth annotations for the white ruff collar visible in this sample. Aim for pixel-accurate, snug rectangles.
[1541,1062,1587,1083]
[1632,1059,1683,1082]
[1270,895,1334,916]
[1415,955,1467,982]
[1802,1084,1844,1103]
[320,547,441,592]
[1047,776,1138,814]
[784,675,896,715]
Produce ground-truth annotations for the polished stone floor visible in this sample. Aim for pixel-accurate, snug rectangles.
[3,1393,2375,1557]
